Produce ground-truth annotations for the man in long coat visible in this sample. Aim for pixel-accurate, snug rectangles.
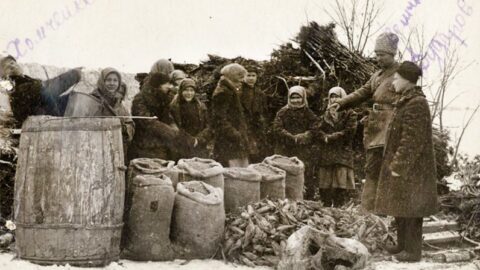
[211,63,250,167]
[376,61,438,261]
[329,32,401,211]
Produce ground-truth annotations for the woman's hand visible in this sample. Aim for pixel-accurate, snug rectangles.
[328,102,340,112]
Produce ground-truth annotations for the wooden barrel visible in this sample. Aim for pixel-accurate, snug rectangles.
[13,116,126,266]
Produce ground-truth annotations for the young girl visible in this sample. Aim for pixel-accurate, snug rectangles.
[170,78,211,159]
[315,87,357,207]
[273,86,317,199]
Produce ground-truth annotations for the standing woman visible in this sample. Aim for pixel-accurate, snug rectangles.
[375,61,438,261]
[129,73,194,161]
[273,86,317,199]
[211,63,250,167]
[170,78,211,158]
[90,67,134,160]
[315,87,357,207]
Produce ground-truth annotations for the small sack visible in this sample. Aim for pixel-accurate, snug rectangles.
[248,163,286,200]
[263,155,304,201]
[223,167,262,213]
[123,175,175,261]
[175,157,224,190]
[171,181,225,259]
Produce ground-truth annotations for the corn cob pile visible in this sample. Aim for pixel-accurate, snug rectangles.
[222,199,391,267]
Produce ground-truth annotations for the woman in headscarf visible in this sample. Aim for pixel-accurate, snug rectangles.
[273,86,318,198]
[129,73,195,161]
[150,59,175,77]
[169,69,187,100]
[170,78,211,159]
[89,68,135,160]
[314,87,357,206]
[211,63,250,167]
[136,58,175,89]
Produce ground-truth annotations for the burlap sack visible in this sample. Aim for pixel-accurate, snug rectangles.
[263,155,305,201]
[223,167,262,213]
[171,181,225,259]
[128,158,178,189]
[248,163,286,200]
[123,175,175,261]
[174,157,224,190]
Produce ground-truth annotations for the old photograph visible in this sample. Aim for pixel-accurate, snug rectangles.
[0,0,479,269]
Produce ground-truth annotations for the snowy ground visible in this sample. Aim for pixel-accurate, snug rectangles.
[0,252,271,270]
[1,252,479,270]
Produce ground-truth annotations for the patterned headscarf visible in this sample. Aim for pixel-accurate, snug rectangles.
[287,86,308,109]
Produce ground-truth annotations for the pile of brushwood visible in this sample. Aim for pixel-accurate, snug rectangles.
[440,154,480,241]
[221,199,391,267]
[0,111,17,220]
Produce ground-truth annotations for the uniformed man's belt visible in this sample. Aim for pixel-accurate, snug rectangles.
[372,103,394,112]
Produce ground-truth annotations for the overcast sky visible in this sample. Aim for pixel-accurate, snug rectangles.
[1,0,479,156]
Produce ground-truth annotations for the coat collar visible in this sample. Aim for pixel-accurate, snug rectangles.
[219,76,240,92]
[394,86,425,107]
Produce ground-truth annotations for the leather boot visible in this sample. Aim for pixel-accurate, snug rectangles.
[385,217,405,254]
[395,217,422,262]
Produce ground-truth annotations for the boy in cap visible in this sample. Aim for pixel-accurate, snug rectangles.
[375,61,438,261]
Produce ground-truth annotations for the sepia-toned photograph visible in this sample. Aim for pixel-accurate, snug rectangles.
[0,0,479,269]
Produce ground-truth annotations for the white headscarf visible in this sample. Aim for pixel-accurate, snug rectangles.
[287,86,308,109]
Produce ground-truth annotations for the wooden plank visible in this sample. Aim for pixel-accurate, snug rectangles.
[424,231,461,244]
[423,220,460,233]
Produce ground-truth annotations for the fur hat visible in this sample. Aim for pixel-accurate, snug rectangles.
[397,61,422,83]
[374,32,399,55]
[179,78,197,92]
[149,73,171,88]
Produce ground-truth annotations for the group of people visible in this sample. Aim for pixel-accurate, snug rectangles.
[0,31,438,262]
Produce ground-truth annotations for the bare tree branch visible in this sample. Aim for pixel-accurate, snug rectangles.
[452,103,480,166]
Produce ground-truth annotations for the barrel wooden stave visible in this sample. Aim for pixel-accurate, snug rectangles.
[14,116,125,266]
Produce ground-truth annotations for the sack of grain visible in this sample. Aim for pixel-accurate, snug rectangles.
[127,158,178,189]
[174,157,224,190]
[248,163,286,200]
[223,167,262,213]
[171,181,225,259]
[123,174,175,261]
[263,155,304,201]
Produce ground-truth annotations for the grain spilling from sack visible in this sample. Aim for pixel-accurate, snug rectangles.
[263,155,304,200]
[171,181,225,259]
[248,163,286,200]
[127,158,178,190]
[174,157,224,190]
